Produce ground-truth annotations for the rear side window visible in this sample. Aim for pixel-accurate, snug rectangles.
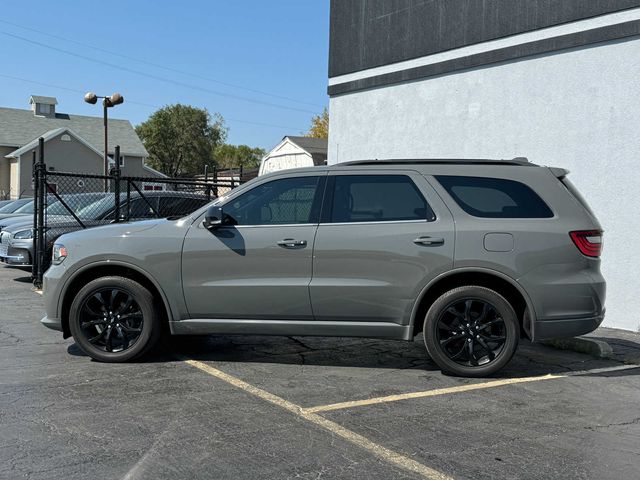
[328,175,434,223]
[436,176,553,218]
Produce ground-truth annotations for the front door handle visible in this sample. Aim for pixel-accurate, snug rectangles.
[277,239,307,248]
[414,236,445,246]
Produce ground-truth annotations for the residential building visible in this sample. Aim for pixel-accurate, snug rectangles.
[327,1,640,331]
[259,136,327,176]
[0,95,164,199]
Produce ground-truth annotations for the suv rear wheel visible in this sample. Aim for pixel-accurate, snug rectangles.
[423,286,519,377]
[69,276,162,362]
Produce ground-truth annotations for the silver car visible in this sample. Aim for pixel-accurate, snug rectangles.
[41,159,605,377]
[0,193,107,267]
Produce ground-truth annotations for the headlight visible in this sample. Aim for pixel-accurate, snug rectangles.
[13,229,33,239]
[52,244,68,265]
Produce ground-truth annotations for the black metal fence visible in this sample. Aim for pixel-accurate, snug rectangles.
[32,140,247,287]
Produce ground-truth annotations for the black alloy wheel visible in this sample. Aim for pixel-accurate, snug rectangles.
[436,299,507,367]
[69,276,162,362]
[424,286,519,377]
[79,288,144,353]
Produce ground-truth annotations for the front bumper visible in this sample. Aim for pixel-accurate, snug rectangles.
[41,315,63,332]
[0,244,32,266]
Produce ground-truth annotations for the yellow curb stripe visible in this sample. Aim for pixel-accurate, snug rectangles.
[303,374,563,414]
[182,358,453,480]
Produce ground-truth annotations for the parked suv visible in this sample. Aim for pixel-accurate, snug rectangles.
[41,159,605,377]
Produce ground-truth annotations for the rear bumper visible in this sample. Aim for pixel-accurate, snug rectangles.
[41,315,63,332]
[533,310,605,341]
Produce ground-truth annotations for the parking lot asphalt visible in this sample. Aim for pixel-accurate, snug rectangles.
[1,265,639,480]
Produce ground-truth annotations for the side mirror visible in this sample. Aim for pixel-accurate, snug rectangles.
[203,206,225,230]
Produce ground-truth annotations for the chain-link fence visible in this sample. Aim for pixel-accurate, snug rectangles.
[31,141,246,287]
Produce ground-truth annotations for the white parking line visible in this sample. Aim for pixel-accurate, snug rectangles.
[181,358,454,480]
[305,363,640,414]
[304,374,562,414]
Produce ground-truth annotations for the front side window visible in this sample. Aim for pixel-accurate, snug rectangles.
[328,175,433,223]
[436,176,553,218]
[223,176,322,226]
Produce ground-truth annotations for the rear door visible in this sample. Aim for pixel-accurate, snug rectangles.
[310,170,454,325]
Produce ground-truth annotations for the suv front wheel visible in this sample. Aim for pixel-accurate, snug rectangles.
[423,286,519,377]
[69,276,162,362]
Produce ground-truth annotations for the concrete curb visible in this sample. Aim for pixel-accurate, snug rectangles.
[542,337,613,359]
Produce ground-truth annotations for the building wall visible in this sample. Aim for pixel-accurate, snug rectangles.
[328,3,640,331]
[330,0,640,78]
[259,141,314,175]
[10,160,19,199]
[17,133,103,197]
[0,146,15,198]
[120,156,164,178]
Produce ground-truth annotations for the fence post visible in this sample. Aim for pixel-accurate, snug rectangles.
[213,166,218,197]
[113,145,121,222]
[239,165,244,185]
[204,165,210,201]
[31,150,38,284]
[34,137,46,289]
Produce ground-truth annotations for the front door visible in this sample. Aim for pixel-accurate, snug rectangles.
[310,171,455,325]
[182,174,325,320]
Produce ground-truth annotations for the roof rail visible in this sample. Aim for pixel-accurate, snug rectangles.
[337,158,534,167]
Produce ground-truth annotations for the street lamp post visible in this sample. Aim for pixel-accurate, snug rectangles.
[84,92,124,179]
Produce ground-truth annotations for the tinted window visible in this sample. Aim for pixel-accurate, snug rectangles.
[436,176,553,218]
[224,177,322,225]
[127,198,158,218]
[329,175,432,223]
[159,196,207,217]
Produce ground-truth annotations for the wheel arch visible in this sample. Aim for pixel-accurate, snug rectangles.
[58,261,174,339]
[410,268,536,340]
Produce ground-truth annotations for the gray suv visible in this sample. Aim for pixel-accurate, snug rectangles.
[41,159,605,377]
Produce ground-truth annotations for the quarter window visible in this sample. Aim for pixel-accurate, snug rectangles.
[328,175,433,223]
[224,176,322,225]
[436,176,553,218]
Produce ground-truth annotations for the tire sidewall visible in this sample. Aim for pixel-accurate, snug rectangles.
[424,286,519,377]
[69,276,159,362]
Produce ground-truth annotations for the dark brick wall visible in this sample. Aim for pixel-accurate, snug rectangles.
[329,0,640,77]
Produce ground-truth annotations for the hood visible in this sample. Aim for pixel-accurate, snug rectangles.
[56,218,168,244]
[0,213,30,222]
[0,216,33,230]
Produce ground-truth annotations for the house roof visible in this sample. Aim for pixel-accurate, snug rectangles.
[5,128,104,159]
[286,136,328,155]
[0,106,148,157]
[29,96,58,105]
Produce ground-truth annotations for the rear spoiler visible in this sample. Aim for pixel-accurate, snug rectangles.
[549,167,570,178]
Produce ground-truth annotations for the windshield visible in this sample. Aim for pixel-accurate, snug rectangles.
[0,199,31,213]
[76,194,125,219]
[46,193,107,216]
[13,200,36,214]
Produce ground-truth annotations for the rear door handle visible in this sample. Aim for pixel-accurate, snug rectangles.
[277,239,307,248]
[414,236,445,246]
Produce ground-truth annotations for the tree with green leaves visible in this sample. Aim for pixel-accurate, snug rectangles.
[306,107,329,139]
[136,104,227,177]
[213,144,265,169]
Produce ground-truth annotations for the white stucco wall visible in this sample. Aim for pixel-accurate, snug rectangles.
[328,37,640,331]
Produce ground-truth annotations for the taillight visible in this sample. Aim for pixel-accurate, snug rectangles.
[569,230,603,258]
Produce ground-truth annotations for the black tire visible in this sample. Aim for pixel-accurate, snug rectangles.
[69,276,162,362]
[423,286,519,377]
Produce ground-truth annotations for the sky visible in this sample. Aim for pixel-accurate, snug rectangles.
[0,0,330,150]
